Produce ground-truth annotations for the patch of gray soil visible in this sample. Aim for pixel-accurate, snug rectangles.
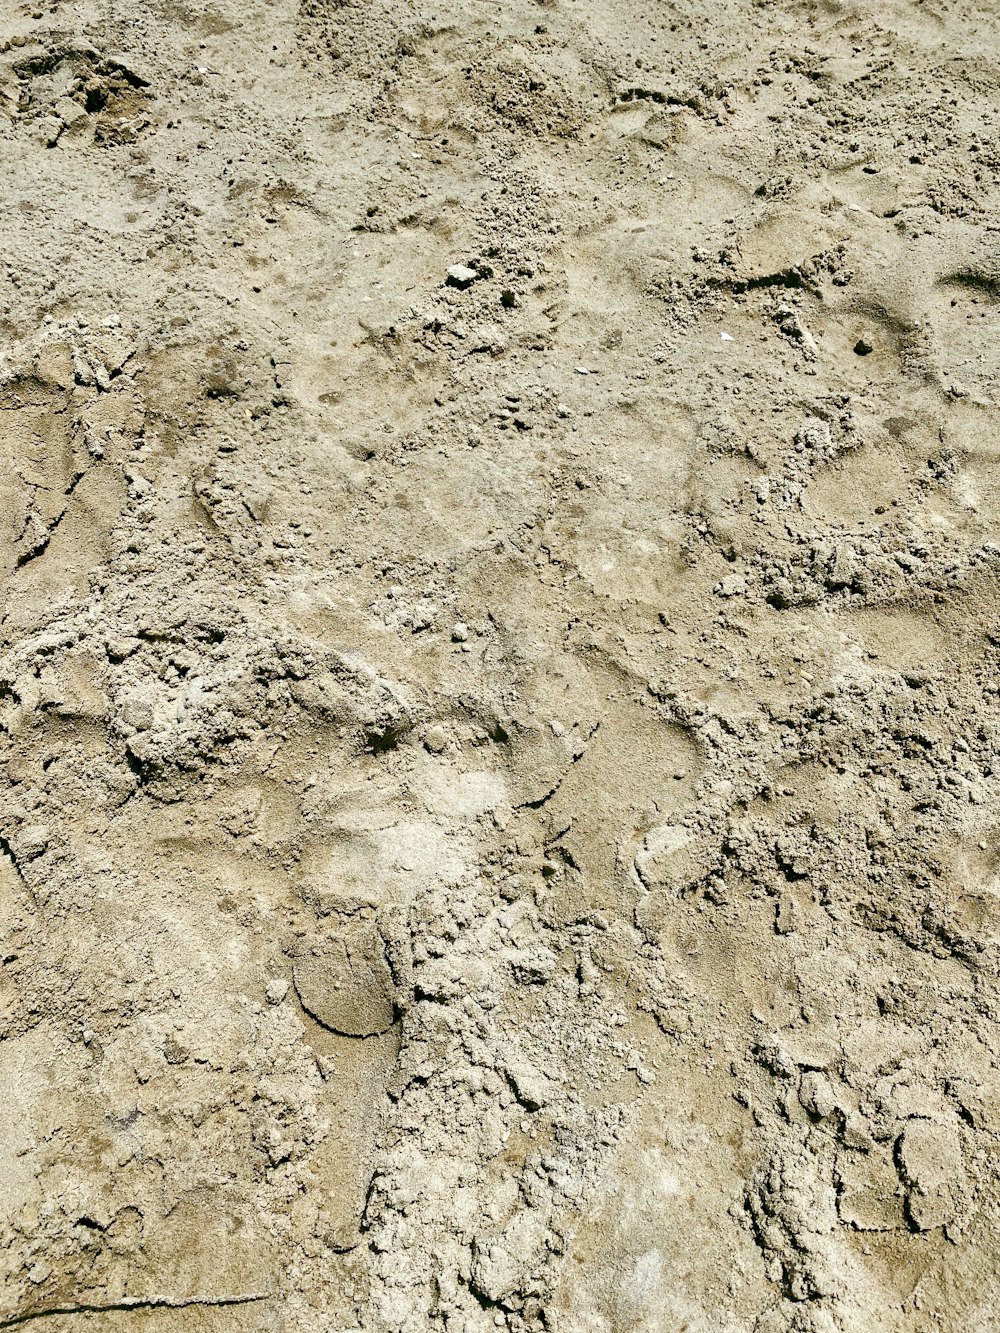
[3,1,1000,1331]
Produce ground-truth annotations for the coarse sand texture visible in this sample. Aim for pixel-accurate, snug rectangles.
[2,2,1000,1331]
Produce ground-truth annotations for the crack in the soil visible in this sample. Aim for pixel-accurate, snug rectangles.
[0,1292,274,1328]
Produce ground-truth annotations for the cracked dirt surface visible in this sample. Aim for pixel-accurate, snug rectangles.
[3,1,1000,1330]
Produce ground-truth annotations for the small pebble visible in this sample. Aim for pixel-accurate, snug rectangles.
[716,574,745,597]
[423,726,448,753]
[446,264,478,288]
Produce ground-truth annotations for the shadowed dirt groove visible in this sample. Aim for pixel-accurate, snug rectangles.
[0,1293,273,1328]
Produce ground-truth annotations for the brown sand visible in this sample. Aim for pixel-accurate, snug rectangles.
[3,2,1000,1329]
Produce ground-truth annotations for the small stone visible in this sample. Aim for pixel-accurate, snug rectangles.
[423,725,448,753]
[266,978,289,1005]
[854,334,874,356]
[716,574,745,598]
[446,264,479,289]
[451,621,469,642]
[506,1059,554,1110]
[798,1071,838,1119]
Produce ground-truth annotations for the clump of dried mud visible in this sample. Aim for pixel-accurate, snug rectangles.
[3,1,1000,1331]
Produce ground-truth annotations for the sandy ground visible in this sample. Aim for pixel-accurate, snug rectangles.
[2,1,1000,1330]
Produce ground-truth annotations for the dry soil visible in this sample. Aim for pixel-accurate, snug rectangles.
[3,1,1000,1331]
